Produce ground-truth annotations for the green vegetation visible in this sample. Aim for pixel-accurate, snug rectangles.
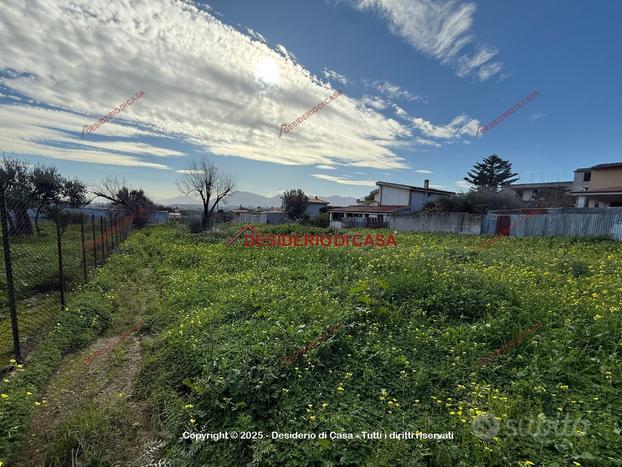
[0,222,91,364]
[0,235,150,464]
[2,225,621,465]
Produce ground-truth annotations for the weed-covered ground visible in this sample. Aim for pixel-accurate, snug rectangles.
[135,226,620,466]
[2,225,621,466]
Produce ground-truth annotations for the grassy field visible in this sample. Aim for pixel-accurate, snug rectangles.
[1,224,621,465]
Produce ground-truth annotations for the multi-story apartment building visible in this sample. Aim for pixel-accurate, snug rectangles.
[570,162,622,208]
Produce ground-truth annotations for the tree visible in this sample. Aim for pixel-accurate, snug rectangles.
[31,165,64,232]
[282,189,309,221]
[0,157,34,235]
[176,158,236,229]
[30,165,86,233]
[531,187,575,208]
[94,178,156,227]
[423,190,522,214]
[464,154,519,191]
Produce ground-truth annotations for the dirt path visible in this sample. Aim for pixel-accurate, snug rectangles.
[14,268,167,466]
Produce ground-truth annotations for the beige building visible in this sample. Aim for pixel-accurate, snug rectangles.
[503,181,572,204]
[571,162,622,208]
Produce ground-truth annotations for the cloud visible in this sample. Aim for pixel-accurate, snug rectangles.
[370,80,424,102]
[323,68,348,85]
[176,169,203,174]
[0,104,170,169]
[455,180,472,190]
[0,0,411,170]
[315,164,337,170]
[311,174,377,186]
[410,114,479,140]
[350,0,502,81]
[416,169,433,174]
[359,95,389,110]
[412,137,442,147]
[529,112,545,121]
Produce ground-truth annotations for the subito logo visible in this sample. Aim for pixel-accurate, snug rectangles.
[471,413,500,440]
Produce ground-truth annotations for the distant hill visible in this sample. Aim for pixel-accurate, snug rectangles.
[159,191,356,209]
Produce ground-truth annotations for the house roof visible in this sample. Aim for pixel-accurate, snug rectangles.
[232,208,283,213]
[590,162,622,170]
[570,186,622,195]
[308,197,329,204]
[575,162,622,172]
[506,181,572,189]
[376,181,455,195]
[328,205,408,214]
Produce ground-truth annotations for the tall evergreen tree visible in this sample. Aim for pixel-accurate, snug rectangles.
[282,189,309,221]
[464,154,519,191]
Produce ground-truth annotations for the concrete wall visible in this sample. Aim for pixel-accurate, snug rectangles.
[234,213,261,224]
[591,167,622,189]
[233,212,285,224]
[380,186,410,205]
[389,212,483,234]
[409,191,448,211]
[306,203,326,219]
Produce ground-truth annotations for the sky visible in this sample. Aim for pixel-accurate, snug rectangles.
[1,0,621,202]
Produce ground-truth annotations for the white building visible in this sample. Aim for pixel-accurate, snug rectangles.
[328,180,454,228]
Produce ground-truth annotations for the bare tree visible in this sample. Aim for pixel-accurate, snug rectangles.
[176,158,236,229]
[93,177,155,227]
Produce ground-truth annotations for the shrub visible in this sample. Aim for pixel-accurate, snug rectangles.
[186,217,204,233]
[424,190,522,213]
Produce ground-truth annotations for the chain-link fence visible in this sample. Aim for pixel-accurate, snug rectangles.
[0,192,134,366]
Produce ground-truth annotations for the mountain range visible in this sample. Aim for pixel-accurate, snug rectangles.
[158,191,357,209]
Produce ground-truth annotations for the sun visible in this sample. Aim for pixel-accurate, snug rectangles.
[254,58,280,86]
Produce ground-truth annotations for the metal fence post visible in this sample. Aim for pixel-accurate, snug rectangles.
[108,214,113,250]
[0,191,22,362]
[92,214,97,268]
[107,214,113,252]
[80,215,88,282]
[100,216,106,260]
[115,214,119,245]
[55,213,65,310]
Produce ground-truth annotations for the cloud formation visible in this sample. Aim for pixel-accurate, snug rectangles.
[350,0,502,81]
[410,115,479,140]
[323,68,349,85]
[370,80,424,102]
[311,174,377,186]
[0,0,412,170]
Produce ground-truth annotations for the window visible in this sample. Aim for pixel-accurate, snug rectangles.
[583,172,591,182]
